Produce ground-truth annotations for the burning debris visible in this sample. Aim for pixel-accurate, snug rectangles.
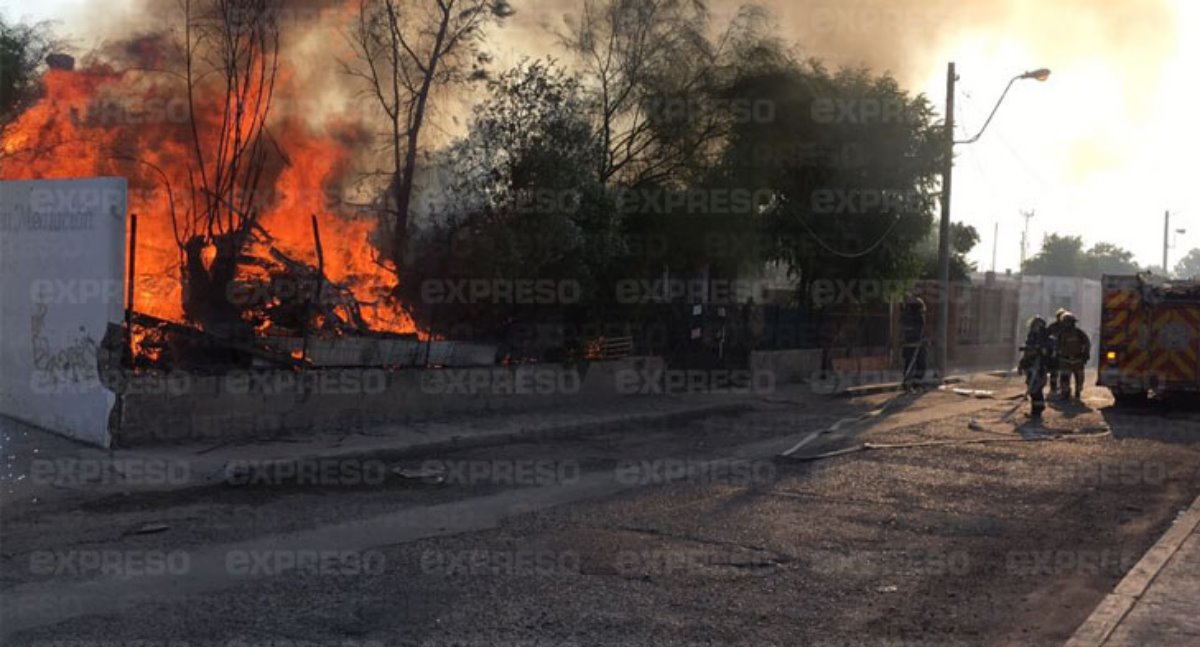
[246,247,372,336]
[125,212,415,370]
[1,1,422,371]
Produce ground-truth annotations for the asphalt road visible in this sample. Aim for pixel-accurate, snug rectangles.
[3,374,1200,646]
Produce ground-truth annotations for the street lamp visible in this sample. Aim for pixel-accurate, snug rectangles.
[936,65,1050,379]
[1164,207,1188,274]
[956,69,1051,145]
[1163,211,1188,274]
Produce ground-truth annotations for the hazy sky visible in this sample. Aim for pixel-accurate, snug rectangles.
[6,0,1199,273]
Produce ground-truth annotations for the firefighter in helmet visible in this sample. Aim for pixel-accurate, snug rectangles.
[1019,315,1054,416]
[1046,308,1068,395]
[1056,312,1091,400]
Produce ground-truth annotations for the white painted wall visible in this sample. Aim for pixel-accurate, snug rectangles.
[0,178,127,446]
[974,273,1104,362]
[1017,275,1103,361]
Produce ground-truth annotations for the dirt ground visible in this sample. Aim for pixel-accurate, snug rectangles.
[3,375,1199,646]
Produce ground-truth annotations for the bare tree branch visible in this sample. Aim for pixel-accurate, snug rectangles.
[344,0,509,268]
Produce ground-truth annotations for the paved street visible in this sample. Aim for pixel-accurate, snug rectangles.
[3,374,1200,646]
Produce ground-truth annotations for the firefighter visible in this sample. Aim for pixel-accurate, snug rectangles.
[900,295,927,390]
[1019,315,1054,416]
[1056,312,1091,400]
[1046,308,1068,395]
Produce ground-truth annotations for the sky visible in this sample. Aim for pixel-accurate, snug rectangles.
[5,0,1199,273]
[920,0,1200,275]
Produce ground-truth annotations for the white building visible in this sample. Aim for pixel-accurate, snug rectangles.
[974,272,1102,361]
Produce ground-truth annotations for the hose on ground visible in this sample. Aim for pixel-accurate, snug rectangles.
[776,429,1112,463]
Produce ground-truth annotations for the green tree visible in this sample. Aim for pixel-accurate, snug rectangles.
[1022,234,1085,276]
[1084,242,1140,277]
[560,3,944,306]
[397,60,623,337]
[562,2,792,294]
[714,58,943,299]
[920,222,980,281]
[1175,248,1200,279]
[1022,234,1140,279]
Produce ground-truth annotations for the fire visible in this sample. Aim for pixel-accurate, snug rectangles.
[1,66,189,325]
[0,60,417,338]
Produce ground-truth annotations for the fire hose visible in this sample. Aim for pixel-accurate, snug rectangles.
[777,429,1111,463]
[774,380,1109,463]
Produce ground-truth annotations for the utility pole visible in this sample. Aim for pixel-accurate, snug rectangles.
[1163,210,1170,275]
[936,62,956,379]
[935,64,1048,377]
[1014,209,1035,364]
[1019,210,1035,270]
[991,222,999,273]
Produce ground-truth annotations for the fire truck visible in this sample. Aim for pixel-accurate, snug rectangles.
[1098,273,1200,404]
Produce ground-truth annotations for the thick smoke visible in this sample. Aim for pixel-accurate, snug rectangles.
[52,0,1183,114]
[763,0,1176,110]
[49,0,1184,204]
[500,0,1177,107]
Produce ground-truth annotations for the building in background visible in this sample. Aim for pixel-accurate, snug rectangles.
[975,272,1102,364]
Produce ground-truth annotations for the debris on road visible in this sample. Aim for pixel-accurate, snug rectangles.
[126,523,170,536]
[393,466,446,484]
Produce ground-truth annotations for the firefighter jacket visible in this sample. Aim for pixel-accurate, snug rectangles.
[901,304,925,344]
[1057,326,1091,366]
[1020,330,1054,372]
[1046,320,1066,350]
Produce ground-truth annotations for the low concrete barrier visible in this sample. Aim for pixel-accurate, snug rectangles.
[111,356,665,447]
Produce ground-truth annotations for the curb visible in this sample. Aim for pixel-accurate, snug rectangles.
[1064,494,1200,647]
[0,401,755,507]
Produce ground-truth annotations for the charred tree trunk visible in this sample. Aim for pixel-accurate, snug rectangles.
[178,0,279,339]
[180,234,254,367]
[182,234,253,338]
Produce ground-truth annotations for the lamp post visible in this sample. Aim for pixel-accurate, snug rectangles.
[1163,211,1170,274]
[936,65,1050,379]
[1163,210,1188,276]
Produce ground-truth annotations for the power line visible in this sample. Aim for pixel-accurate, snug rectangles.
[795,212,906,259]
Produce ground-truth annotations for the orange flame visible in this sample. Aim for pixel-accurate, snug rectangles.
[1,63,417,338]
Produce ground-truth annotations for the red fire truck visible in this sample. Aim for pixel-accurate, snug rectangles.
[1098,273,1200,404]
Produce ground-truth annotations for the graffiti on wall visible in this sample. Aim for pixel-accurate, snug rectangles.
[30,303,100,393]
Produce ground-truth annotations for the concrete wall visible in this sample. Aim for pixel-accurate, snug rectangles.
[966,273,1102,364]
[1018,275,1102,360]
[0,178,126,446]
[951,342,1016,373]
[113,356,665,446]
[265,336,498,367]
